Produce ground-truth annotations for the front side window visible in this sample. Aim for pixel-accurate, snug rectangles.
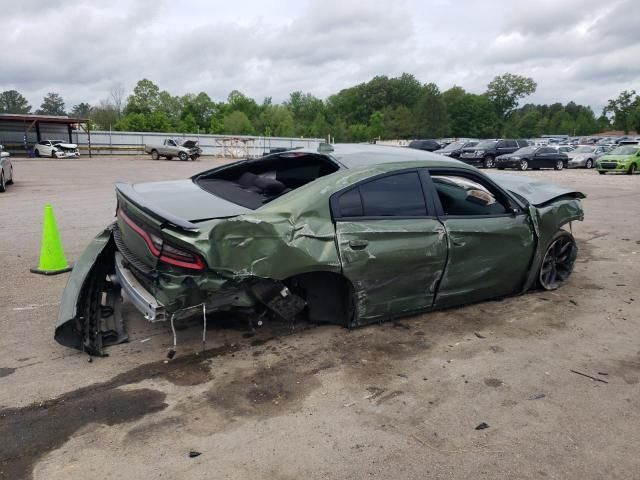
[335,172,427,218]
[431,174,508,216]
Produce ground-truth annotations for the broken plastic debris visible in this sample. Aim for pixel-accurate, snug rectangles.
[475,422,489,430]
[189,451,201,458]
[527,393,546,400]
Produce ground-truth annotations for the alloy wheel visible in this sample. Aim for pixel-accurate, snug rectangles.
[520,160,528,171]
[539,234,577,290]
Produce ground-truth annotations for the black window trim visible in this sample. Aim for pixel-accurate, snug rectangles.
[425,167,526,219]
[330,168,437,221]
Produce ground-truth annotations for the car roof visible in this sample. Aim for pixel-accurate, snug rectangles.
[301,143,474,170]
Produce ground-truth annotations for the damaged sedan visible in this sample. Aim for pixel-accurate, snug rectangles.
[55,144,585,355]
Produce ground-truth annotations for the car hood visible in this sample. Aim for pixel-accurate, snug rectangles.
[489,173,585,206]
[129,179,252,222]
[56,143,77,149]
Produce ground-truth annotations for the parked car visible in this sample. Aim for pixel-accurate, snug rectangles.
[33,140,80,158]
[459,139,529,168]
[55,144,585,355]
[144,138,202,161]
[596,145,640,174]
[495,146,568,171]
[433,141,478,159]
[0,144,14,192]
[567,145,609,169]
[553,145,575,154]
[408,139,441,152]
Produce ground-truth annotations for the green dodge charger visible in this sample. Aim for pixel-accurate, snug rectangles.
[56,144,585,355]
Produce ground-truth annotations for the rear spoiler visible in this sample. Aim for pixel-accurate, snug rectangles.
[115,182,200,232]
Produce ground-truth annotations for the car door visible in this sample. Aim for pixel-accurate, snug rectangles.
[332,170,448,323]
[426,169,536,309]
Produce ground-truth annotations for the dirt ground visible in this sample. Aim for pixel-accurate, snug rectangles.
[0,156,638,480]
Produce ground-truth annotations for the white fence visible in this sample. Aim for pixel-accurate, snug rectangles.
[75,131,323,158]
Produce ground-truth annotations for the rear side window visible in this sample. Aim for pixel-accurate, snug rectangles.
[335,172,427,218]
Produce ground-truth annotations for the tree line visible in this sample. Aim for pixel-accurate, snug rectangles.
[1,73,639,139]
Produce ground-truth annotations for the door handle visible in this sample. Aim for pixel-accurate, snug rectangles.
[348,239,369,249]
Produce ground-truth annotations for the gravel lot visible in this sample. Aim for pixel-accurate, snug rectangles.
[1,156,638,480]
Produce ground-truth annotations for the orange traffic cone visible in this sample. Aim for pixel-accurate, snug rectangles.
[30,204,72,275]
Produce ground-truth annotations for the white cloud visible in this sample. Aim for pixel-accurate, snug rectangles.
[0,0,638,114]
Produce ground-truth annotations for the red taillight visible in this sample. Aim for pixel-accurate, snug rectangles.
[118,208,205,271]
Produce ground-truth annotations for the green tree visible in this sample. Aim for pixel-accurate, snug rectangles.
[91,100,119,130]
[412,83,448,138]
[181,92,214,131]
[125,79,161,115]
[227,90,260,121]
[71,102,92,118]
[115,112,147,132]
[382,105,413,139]
[485,73,537,126]
[147,111,173,132]
[37,92,66,115]
[368,110,385,139]
[223,110,254,135]
[257,105,295,137]
[0,90,32,114]
[603,90,637,133]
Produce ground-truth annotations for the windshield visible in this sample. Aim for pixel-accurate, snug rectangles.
[513,147,536,155]
[573,146,594,153]
[474,140,497,149]
[441,142,463,151]
[609,146,639,155]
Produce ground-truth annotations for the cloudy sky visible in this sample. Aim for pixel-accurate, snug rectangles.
[2,0,639,114]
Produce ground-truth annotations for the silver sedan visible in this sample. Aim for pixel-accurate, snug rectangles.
[567,145,609,169]
[0,145,14,192]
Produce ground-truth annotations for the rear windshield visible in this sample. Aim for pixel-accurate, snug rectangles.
[194,153,339,209]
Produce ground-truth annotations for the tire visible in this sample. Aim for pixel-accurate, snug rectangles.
[585,159,593,169]
[554,160,564,170]
[6,167,13,185]
[179,151,188,161]
[151,150,160,160]
[483,156,495,168]
[538,230,577,290]
[34,149,40,157]
[51,150,56,158]
[627,163,637,175]
[0,172,5,193]
[598,171,606,175]
[519,160,528,171]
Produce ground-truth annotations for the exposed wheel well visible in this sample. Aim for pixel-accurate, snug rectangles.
[285,271,355,326]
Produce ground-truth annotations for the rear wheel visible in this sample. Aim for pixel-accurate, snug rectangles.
[627,163,637,175]
[519,160,528,171]
[151,150,159,160]
[585,159,593,169]
[34,149,40,157]
[538,230,577,290]
[6,167,13,184]
[0,172,5,192]
[483,156,495,168]
[554,160,564,170]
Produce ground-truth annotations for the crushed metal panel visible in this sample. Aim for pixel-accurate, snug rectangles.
[335,218,447,323]
[434,215,536,309]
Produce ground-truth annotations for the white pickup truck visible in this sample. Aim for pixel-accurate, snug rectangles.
[144,138,202,161]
